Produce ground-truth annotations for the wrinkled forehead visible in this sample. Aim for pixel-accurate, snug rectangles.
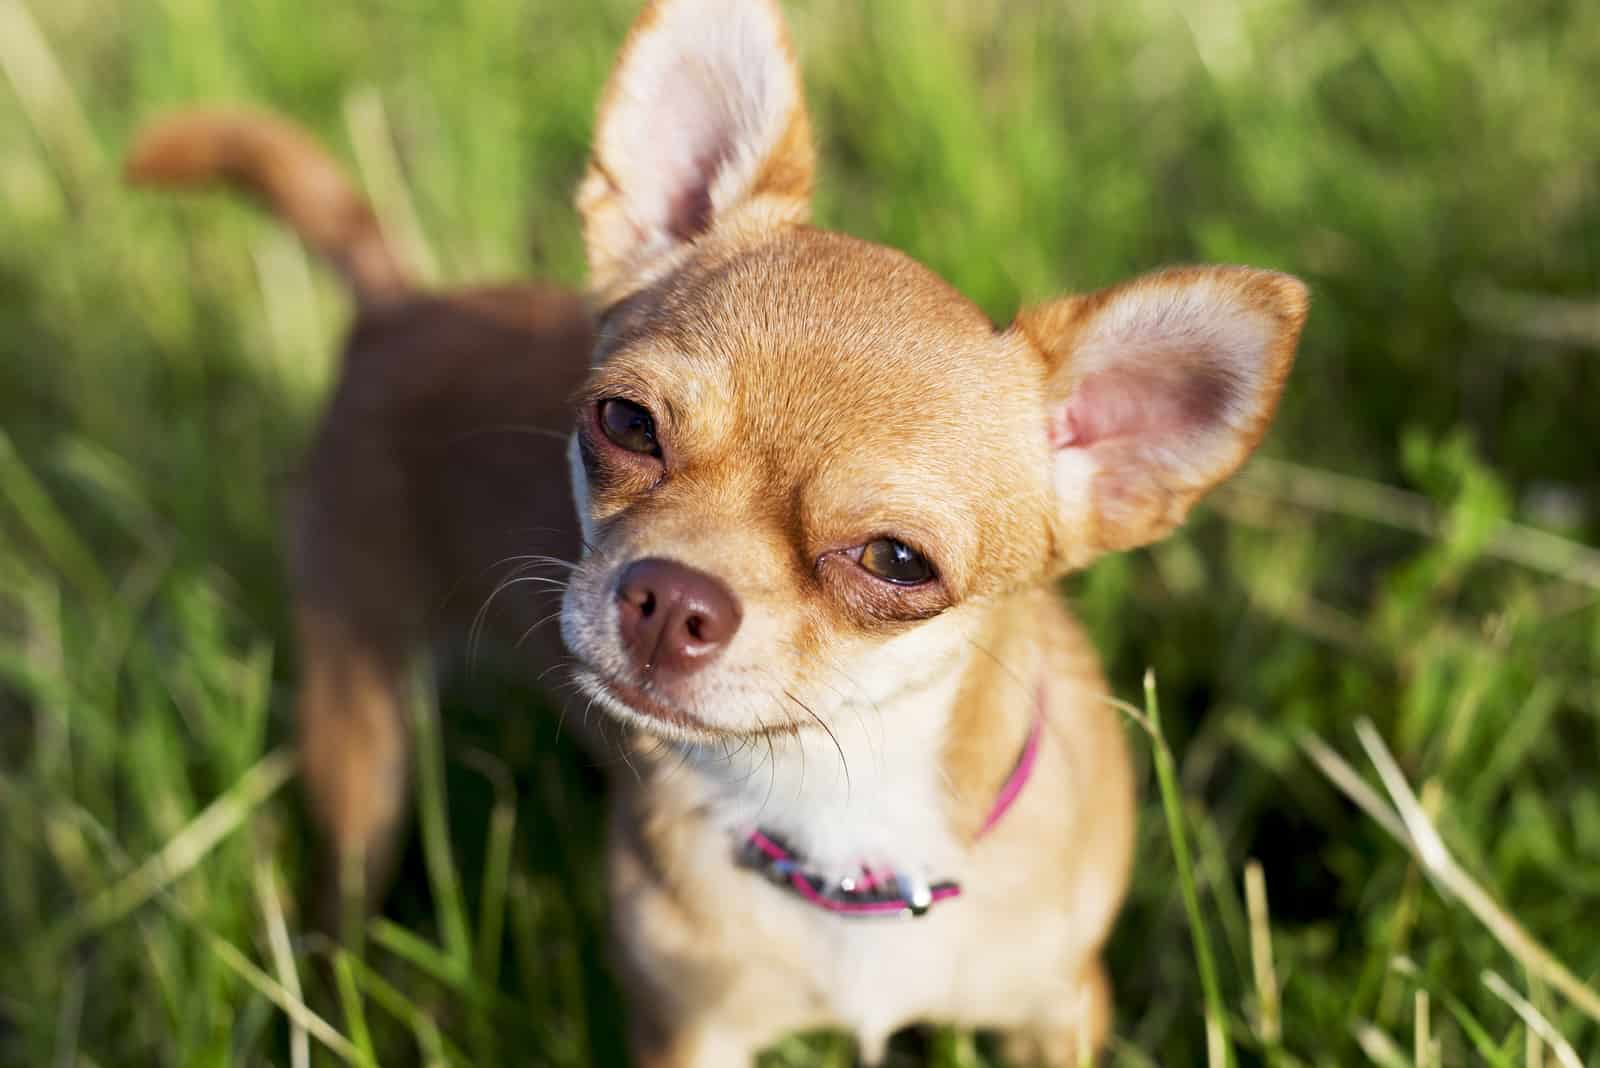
[602,232,1024,454]
[591,230,1055,583]
[600,230,1025,430]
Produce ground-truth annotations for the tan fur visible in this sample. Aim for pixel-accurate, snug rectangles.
[126,111,594,917]
[126,108,412,306]
[564,3,1307,1064]
[129,1,1307,1060]
[606,592,1132,1065]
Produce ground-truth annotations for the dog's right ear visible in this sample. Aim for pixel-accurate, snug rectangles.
[578,0,814,304]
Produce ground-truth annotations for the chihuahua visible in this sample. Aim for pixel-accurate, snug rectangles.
[126,109,594,906]
[128,0,1307,1063]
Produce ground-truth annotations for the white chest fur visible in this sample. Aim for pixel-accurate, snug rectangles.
[621,610,1087,1059]
[678,616,975,883]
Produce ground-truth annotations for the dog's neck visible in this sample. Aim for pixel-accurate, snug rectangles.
[656,603,1038,881]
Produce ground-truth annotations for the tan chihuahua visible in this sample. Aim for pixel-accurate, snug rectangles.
[128,0,1306,1062]
[125,111,594,906]
[565,1,1303,1063]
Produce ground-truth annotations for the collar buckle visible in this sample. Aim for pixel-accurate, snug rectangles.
[737,829,959,919]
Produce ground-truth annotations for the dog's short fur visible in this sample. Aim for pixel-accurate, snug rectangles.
[126,111,594,903]
[128,1,1307,1063]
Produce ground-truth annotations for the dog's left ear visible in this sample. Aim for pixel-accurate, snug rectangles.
[1013,266,1308,570]
[578,0,814,305]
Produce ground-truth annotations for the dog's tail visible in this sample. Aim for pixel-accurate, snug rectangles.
[125,108,412,307]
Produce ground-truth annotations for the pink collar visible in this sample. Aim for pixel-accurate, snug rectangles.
[736,690,1046,919]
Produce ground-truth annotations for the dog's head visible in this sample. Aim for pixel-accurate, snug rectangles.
[560,0,1307,742]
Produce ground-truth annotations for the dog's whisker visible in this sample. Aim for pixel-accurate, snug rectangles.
[504,553,582,573]
[959,631,1031,705]
[513,609,566,650]
[755,728,778,822]
[781,643,886,779]
[536,660,572,685]
[482,550,581,573]
[468,559,546,664]
[784,687,849,800]
[467,574,568,671]
[614,724,642,784]
[764,695,807,802]
[443,423,574,447]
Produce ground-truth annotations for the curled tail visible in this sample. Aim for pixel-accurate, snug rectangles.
[126,108,412,307]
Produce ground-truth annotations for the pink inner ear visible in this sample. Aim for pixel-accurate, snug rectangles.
[649,63,737,240]
[665,145,730,240]
[636,76,718,240]
[1048,365,1236,451]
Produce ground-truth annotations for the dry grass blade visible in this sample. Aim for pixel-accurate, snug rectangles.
[41,748,296,951]
[0,0,104,193]
[1456,281,1600,349]
[1298,732,1408,842]
[251,229,327,404]
[1352,1021,1411,1068]
[1481,971,1582,1068]
[255,855,310,1068]
[1245,860,1281,1045]
[1230,457,1600,591]
[206,930,370,1067]
[1302,722,1600,1028]
[344,87,439,283]
[1413,990,1431,1068]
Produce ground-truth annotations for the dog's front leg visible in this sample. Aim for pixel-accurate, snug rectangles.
[296,606,415,928]
[998,958,1113,1068]
[629,1018,763,1068]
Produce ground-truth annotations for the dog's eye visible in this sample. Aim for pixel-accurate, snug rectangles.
[598,398,661,457]
[859,538,934,585]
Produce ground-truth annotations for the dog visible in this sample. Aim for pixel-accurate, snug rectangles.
[125,109,595,908]
[128,0,1308,1062]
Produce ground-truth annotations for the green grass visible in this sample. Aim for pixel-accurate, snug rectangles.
[3,0,1600,1064]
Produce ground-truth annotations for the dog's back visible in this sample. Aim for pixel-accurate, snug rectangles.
[128,109,591,910]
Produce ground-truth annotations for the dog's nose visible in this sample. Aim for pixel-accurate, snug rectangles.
[615,558,742,676]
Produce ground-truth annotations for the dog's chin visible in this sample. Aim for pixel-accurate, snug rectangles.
[573,667,732,743]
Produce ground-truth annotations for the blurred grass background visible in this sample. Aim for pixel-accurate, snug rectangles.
[3,0,1600,1064]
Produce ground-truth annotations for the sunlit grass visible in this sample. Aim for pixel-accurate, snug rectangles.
[3,0,1599,1064]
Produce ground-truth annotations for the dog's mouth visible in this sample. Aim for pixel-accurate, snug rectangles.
[576,668,726,739]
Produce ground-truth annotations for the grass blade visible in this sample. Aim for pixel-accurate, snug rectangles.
[1230,457,1600,591]
[1306,725,1600,1027]
[343,87,439,282]
[0,0,104,195]
[254,855,309,1068]
[334,949,474,1066]
[205,930,371,1067]
[1390,958,1514,1068]
[1111,671,1234,1068]
[0,428,109,601]
[333,951,377,1066]
[1352,1021,1410,1068]
[1244,860,1281,1047]
[39,747,295,952]
[1481,971,1582,1068]
[410,661,472,976]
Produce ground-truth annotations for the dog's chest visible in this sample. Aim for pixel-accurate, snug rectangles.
[818,915,967,1044]
[732,873,1052,1053]
[689,702,963,882]
[671,731,1057,1047]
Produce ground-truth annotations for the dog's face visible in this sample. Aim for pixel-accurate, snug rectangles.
[560,0,1306,741]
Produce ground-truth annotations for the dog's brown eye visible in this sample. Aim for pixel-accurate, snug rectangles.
[859,539,934,585]
[598,398,661,457]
